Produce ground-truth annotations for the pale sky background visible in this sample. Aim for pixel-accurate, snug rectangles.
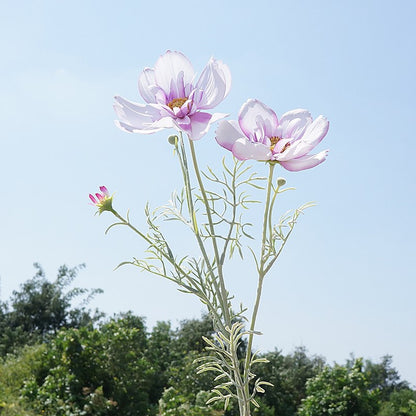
[1,0,415,386]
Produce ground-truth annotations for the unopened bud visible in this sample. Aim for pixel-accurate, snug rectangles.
[277,177,286,187]
[168,135,178,145]
[89,186,114,215]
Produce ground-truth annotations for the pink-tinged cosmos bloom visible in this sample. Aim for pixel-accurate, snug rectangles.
[114,51,231,141]
[215,99,329,171]
[89,186,113,214]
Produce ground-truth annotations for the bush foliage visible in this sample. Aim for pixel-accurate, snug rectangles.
[0,264,414,415]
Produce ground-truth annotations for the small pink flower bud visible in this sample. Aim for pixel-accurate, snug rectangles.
[89,186,113,214]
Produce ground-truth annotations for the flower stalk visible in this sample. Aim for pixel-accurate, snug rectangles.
[91,148,315,415]
[91,50,328,416]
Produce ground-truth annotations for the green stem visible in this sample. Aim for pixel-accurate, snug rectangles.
[188,139,232,326]
[174,134,231,331]
[263,227,294,275]
[267,186,279,254]
[219,159,238,265]
[243,162,275,400]
[109,209,182,275]
[188,140,250,415]
[109,207,226,331]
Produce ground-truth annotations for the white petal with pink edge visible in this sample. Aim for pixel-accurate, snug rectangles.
[299,116,329,149]
[279,150,328,171]
[115,117,173,134]
[153,51,195,101]
[232,137,272,161]
[274,139,310,161]
[113,96,163,129]
[196,58,231,110]
[181,112,228,141]
[138,68,158,104]
[278,115,329,160]
[276,109,312,140]
[113,96,176,134]
[238,99,279,140]
[215,120,245,151]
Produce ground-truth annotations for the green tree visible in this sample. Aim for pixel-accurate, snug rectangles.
[159,386,224,416]
[23,314,155,416]
[377,389,416,416]
[146,320,175,403]
[174,315,215,355]
[297,358,380,416]
[363,355,409,401]
[252,347,325,416]
[0,344,44,416]
[0,263,103,356]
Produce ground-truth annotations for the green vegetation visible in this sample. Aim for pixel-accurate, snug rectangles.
[0,264,414,415]
[0,263,103,356]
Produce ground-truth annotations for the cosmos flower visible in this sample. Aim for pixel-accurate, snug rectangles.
[114,51,231,141]
[89,186,113,214]
[215,99,329,171]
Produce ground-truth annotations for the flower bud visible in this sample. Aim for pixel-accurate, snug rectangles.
[277,177,286,187]
[89,186,113,214]
[168,135,179,145]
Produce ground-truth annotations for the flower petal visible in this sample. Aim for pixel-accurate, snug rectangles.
[99,186,109,196]
[138,68,167,104]
[274,139,310,161]
[238,99,279,141]
[114,96,173,134]
[195,58,232,109]
[215,120,245,151]
[276,109,312,139]
[153,51,195,102]
[298,115,329,150]
[179,111,227,141]
[279,150,328,171]
[232,137,272,161]
[278,115,329,160]
[114,96,161,124]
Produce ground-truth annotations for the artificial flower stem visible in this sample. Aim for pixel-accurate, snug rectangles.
[188,139,232,326]
[108,207,227,332]
[261,163,276,261]
[263,226,294,276]
[176,133,231,327]
[187,140,249,415]
[219,159,238,266]
[109,208,181,273]
[243,163,275,394]
[267,183,280,257]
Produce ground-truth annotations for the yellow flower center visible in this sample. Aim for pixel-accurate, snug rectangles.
[168,97,188,110]
[270,136,290,153]
[269,136,280,150]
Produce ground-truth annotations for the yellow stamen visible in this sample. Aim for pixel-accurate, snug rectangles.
[269,136,290,153]
[269,136,280,151]
[168,97,188,110]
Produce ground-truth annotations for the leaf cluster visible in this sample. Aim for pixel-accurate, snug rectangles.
[0,263,103,356]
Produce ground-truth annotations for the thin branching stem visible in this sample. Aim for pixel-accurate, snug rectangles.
[109,207,227,331]
[263,228,293,275]
[187,139,250,416]
[109,209,182,272]
[102,136,310,416]
[243,162,275,402]
[188,139,232,326]
[173,133,231,334]
[219,160,238,265]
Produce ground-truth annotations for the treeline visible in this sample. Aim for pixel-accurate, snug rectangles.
[0,265,415,416]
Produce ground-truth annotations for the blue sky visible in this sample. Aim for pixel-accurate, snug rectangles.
[1,0,415,385]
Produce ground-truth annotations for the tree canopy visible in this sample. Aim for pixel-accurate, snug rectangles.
[0,264,415,416]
